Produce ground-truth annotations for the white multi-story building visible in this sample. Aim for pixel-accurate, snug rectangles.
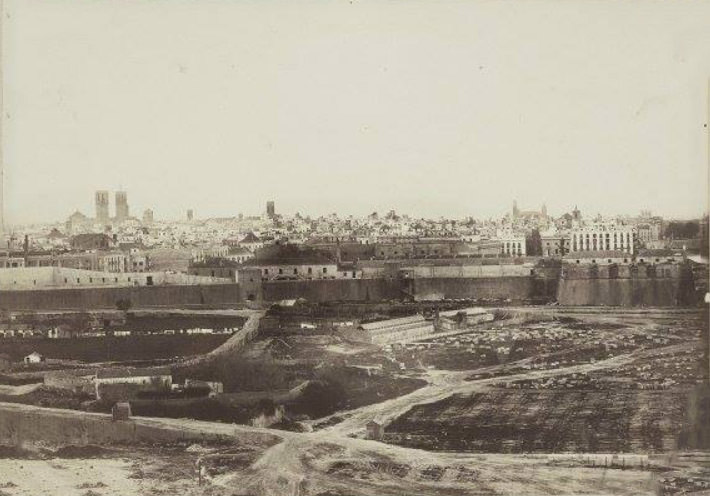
[496,231,526,256]
[569,225,634,254]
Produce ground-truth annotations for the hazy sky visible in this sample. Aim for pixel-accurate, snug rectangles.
[3,0,709,225]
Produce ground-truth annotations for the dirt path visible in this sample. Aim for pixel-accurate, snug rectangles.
[178,310,265,367]
[314,342,682,437]
[230,427,659,496]
[0,383,43,395]
[230,341,693,495]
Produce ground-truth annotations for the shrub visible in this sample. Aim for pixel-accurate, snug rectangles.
[116,299,132,312]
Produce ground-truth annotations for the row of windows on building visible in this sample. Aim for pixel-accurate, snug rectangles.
[501,241,525,255]
[263,267,330,275]
[1,258,146,272]
[1,275,153,286]
[570,232,632,252]
[564,265,676,278]
[571,257,678,265]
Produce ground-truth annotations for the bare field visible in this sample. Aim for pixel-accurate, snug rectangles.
[385,388,689,453]
[382,313,706,456]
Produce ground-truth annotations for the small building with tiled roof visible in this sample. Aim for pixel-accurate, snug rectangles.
[226,246,255,264]
[240,232,264,252]
[240,244,342,281]
[636,249,685,264]
[352,314,434,345]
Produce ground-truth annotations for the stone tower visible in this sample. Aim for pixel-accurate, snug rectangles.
[115,191,129,222]
[95,190,110,224]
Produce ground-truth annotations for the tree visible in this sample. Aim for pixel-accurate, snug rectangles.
[664,221,700,240]
[526,229,543,256]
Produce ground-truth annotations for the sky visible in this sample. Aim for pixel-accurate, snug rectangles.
[2,0,710,225]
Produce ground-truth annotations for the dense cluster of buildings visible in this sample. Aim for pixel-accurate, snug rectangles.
[0,194,706,290]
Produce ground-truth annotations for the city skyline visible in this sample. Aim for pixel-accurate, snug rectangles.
[3,190,709,229]
[3,0,709,225]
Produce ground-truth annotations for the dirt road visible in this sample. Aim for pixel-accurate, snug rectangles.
[0,383,43,396]
[315,342,655,437]
[178,310,265,366]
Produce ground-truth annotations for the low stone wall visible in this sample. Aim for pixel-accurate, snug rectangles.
[0,402,281,447]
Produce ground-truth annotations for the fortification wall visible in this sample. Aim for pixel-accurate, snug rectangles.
[0,265,695,310]
[0,267,223,290]
[406,264,534,278]
[0,284,241,311]
[409,277,538,301]
[262,278,403,302]
[556,277,686,306]
[556,263,695,307]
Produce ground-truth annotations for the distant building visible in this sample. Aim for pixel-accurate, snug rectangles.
[266,201,276,219]
[65,210,92,234]
[240,232,264,252]
[189,258,239,280]
[242,245,341,281]
[512,201,548,223]
[636,249,685,264]
[142,209,154,225]
[437,307,494,331]
[637,223,662,248]
[0,255,25,268]
[187,209,194,222]
[115,191,129,223]
[95,190,110,225]
[226,246,254,264]
[18,250,131,273]
[95,366,172,400]
[347,315,434,345]
[541,232,567,257]
[252,261,339,281]
[569,225,634,254]
[23,351,44,364]
[563,250,631,265]
[497,233,526,256]
[191,245,229,263]
[70,233,113,251]
[373,238,461,259]
[572,206,582,222]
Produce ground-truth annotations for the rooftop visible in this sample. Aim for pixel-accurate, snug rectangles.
[244,244,336,265]
[360,314,427,331]
[637,249,684,257]
[241,232,262,243]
